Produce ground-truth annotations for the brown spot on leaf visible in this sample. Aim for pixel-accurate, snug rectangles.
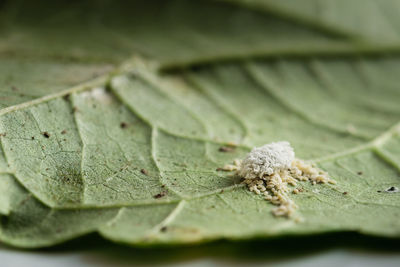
[343,192,348,195]
[120,122,128,129]
[42,132,50,138]
[154,192,166,199]
[160,226,168,232]
[357,171,363,175]
[219,146,235,152]
[141,168,148,175]
[61,130,67,134]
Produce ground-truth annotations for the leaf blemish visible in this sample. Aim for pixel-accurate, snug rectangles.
[120,122,128,129]
[153,191,167,199]
[385,186,399,193]
[42,132,50,138]
[218,146,235,152]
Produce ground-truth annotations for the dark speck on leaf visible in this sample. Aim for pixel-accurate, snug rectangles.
[357,171,363,175]
[61,130,67,134]
[385,186,399,193]
[154,192,166,199]
[0,133,6,137]
[161,184,166,188]
[42,132,50,138]
[141,168,148,175]
[120,122,128,129]
[219,146,235,152]
[343,192,348,195]
[216,167,224,171]
[63,94,70,101]
[31,136,35,140]
[160,226,168,232]
[377,190,382,193]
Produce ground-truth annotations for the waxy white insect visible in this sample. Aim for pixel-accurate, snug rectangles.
[238,141,295,179]
[223,141,335,218]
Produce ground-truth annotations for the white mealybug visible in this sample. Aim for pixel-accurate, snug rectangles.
[238,141,295,179]
[222,141,336,219]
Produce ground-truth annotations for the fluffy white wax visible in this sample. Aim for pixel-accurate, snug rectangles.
[238,141,295,179]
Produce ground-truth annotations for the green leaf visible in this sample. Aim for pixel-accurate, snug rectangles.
[1,56,400,247]
[1,0,397,71]
[219,0,400,42]
[1,0,400,249]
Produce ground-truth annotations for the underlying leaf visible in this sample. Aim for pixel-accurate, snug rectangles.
[0,0,391,70]
[220,0,400,43]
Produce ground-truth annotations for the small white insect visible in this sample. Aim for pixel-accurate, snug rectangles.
[221,141,335,219]
[238,141,295,179]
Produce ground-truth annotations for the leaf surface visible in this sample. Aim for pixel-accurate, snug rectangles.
[1,0,400,248]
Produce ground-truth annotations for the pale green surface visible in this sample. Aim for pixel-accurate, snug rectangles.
[0,0,358,68]
[0,0,400,249]
[220,0,400,42]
